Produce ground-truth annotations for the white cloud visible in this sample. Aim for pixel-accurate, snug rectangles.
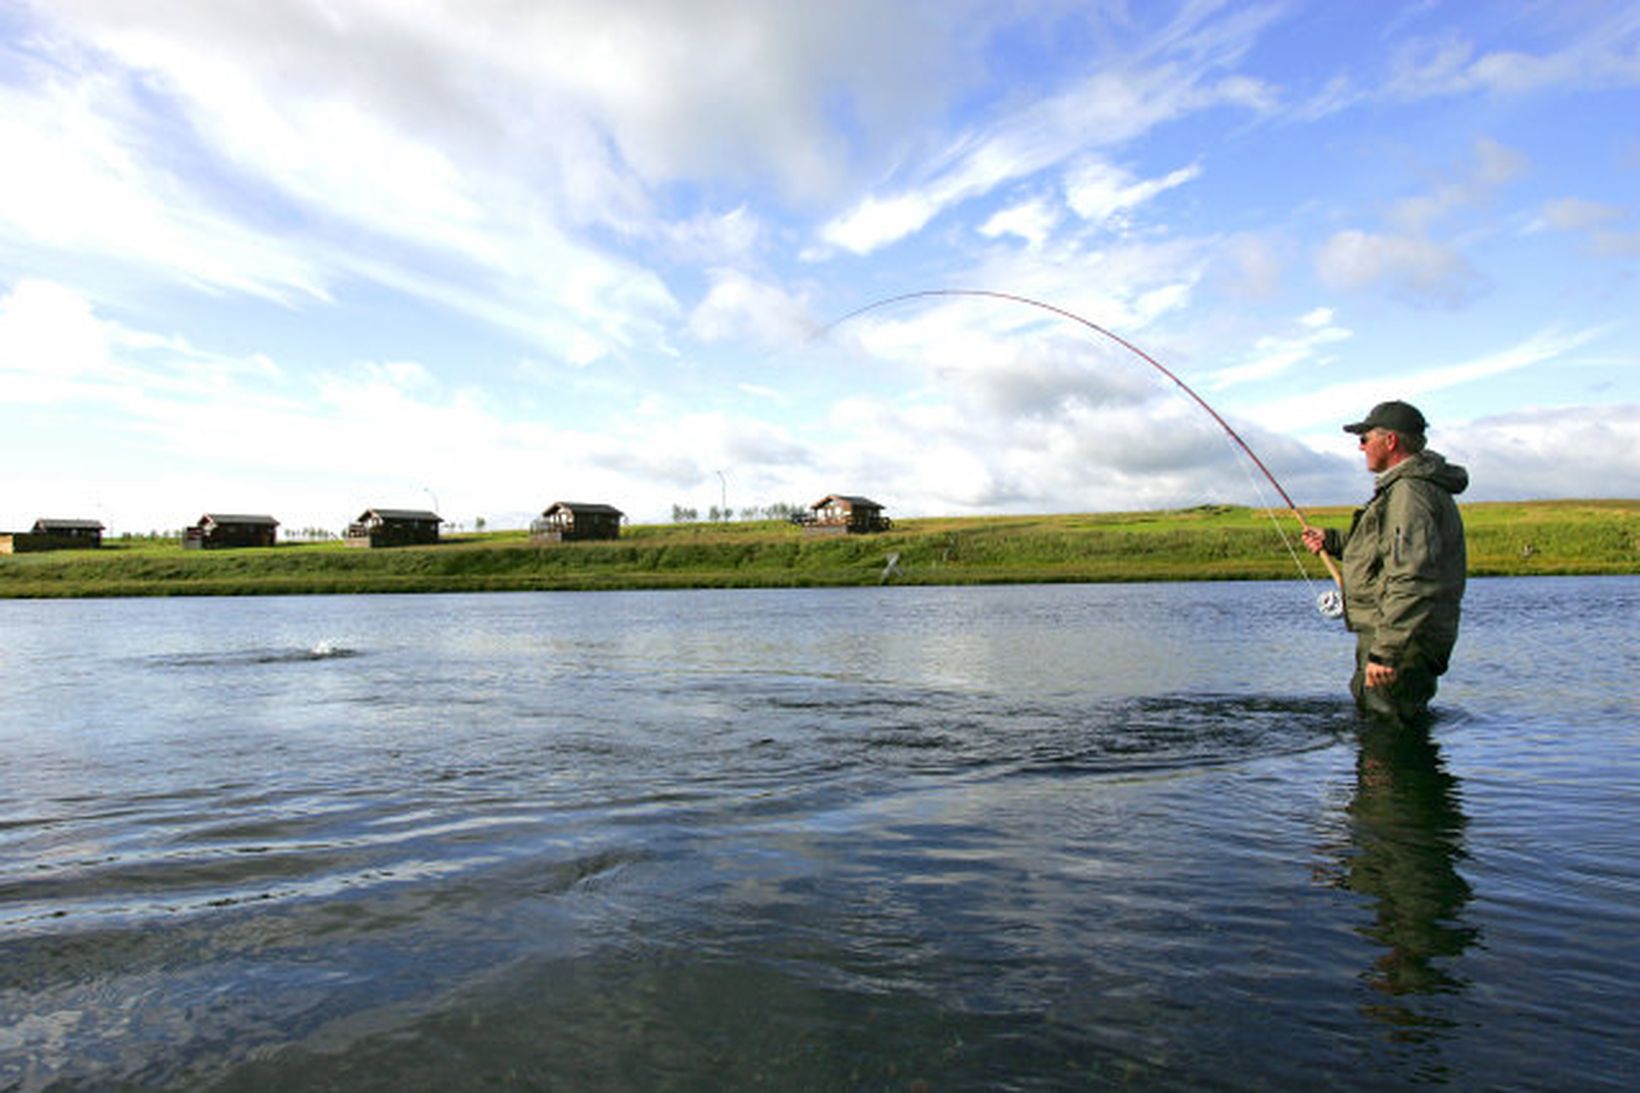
[818,9,1274,256]
[1312,137,1533,306]
[979,198,1060,249]
[564,330,611,370]
[1538,197,1624,231]
[1215,232,1285,299]
[820,192,943,255]
[1293,10,1640,121]
[0,279,528,528]
[1206,309,1353,390]
[1471,135,1530,187]
[823,244,1207,396]
[1445,404,1640,500]
[2,9,694,360]
[1387,137,1527,236]
[0,277,842,529]
[23,0,978,209]
[687,271,812,347]
[666,206,764,261]
[1247,326,1610,435]
[0,79,331,304]
[1292,72,1362,121]
[1528,197,1640,255]
[0,279,115,383]
[1065,160,1202,228]
[0,278,289,413]
[797,275,1341,516]
[1385,13,1640,99]
[964,233,1208,336]
[1316,229,1482,305]
[808,388,1309,517]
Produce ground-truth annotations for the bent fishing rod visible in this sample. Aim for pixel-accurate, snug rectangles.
[825,288,1345,613]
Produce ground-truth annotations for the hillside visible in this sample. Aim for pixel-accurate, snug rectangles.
[1,500,1634,599]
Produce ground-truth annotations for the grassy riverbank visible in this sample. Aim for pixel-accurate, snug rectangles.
[2,500,1634,599]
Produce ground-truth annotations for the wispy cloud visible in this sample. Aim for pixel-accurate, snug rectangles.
[0,78,331,304]
[1065,160,1203,230]
[1291,7,1640,119]
[1248,325,1611,434]
[1206,307,1352,390]
[979,197,1062,249]
[819,5,1278,255]
[1384,8,1640,99]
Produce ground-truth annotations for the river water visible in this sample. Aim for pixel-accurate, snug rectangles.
[1,577,1635,1089]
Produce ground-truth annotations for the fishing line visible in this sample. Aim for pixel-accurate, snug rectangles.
[1223,432,1341,616]
[823,288,1345,617]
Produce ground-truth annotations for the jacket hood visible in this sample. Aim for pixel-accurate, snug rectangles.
[1380,449,1469,496]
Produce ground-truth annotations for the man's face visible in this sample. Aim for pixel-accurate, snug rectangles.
[1359,428,1393,473]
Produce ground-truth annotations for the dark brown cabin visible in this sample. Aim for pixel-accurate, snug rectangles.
[183,513,279,549]
[805,494,891,535]
[32,519,105,545]
[531,502,624,543]
[0,518,105,553]
[344,508,442,548]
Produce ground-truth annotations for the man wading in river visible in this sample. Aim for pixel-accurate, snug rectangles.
[1303,401,1468,723]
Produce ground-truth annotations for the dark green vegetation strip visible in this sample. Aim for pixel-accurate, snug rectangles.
[2,501,1634,599]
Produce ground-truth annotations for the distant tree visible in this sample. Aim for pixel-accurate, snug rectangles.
[671,504,699,523]
[475,516,487,532]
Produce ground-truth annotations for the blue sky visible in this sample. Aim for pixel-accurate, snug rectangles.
[1,0,1636,535]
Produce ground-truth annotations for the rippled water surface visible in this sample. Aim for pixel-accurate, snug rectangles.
[2,578,1636,1088]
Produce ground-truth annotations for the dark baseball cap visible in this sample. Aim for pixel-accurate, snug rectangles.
[1343,400,1427,436]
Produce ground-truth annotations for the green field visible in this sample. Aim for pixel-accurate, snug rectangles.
[2,500,1634,599]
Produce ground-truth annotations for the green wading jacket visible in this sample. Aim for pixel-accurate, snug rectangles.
[1322,450,1469,672]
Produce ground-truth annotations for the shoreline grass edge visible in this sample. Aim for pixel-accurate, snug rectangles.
[3,500,1634,599]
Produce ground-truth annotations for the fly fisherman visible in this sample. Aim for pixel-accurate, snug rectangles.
[1302,401,1469,723]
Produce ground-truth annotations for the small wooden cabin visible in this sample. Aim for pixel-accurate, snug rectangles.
[805,494,892,535]
[33,519,105,546]
[531,502,624,543]
[0,518,105,554]
[183,513,279,549]
[345,508,442,548]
